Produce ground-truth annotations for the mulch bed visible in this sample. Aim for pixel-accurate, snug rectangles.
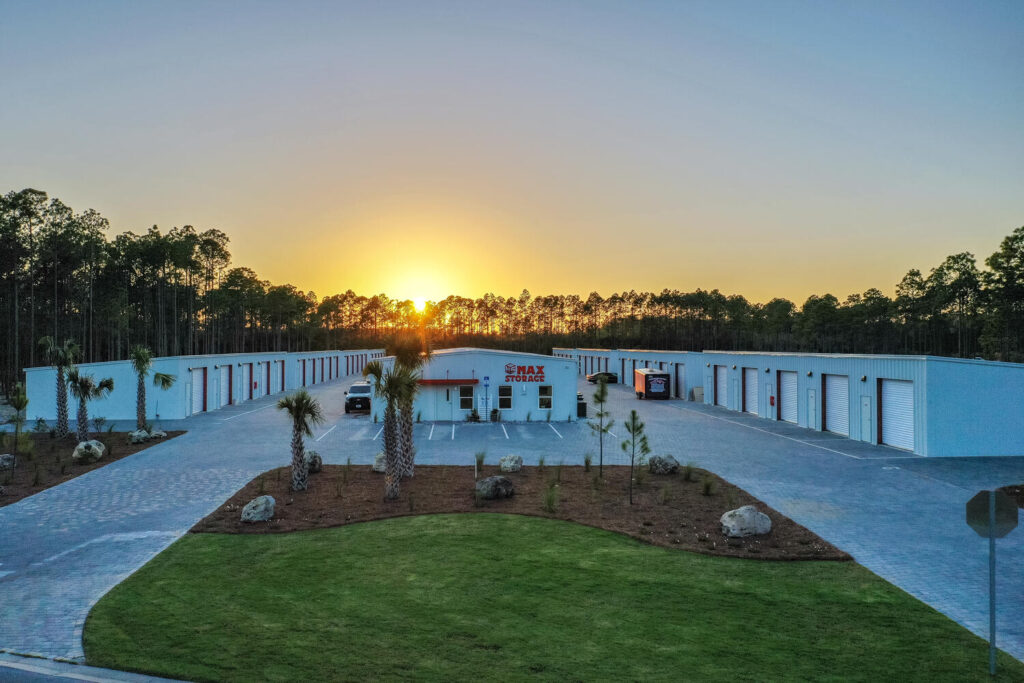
[192,463,851,561]
[998,484,1024,509]
[0,431,185,507]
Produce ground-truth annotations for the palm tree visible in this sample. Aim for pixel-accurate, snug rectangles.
[128,345,176,430]
[66,369,114,443]
[363,360,405,499]
[38,336,79,438]
[389,335,431,477]
[276,389,324,492]
[8,382,28,460]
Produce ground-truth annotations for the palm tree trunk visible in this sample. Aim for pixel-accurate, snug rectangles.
[399,398,415,477]
[55,368,69,438]
[77,397,89,443]
[383,405,400,500]
[136,373,146,430]
[290,422,307,491]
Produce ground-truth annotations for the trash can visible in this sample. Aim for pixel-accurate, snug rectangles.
[577,400,587,418]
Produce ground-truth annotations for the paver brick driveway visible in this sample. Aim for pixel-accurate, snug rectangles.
[1,376,1022,663]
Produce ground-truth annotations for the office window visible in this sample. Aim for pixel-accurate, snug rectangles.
[498,385,512,410]
[459,385,474,410]
[538,385,552,410]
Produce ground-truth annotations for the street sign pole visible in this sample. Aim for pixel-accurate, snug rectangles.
[989,492,996,677]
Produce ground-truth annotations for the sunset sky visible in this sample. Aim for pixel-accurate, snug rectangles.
[2,1,1021,304]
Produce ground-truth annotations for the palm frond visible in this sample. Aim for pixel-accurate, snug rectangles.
[152,372,176,390]
[128,345,153,375]
[276,389,325,437]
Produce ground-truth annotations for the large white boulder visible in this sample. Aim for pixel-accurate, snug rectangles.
[149,429,168,439]
[304,450,323,474]
[129,429,150,444]
[72,440,106,465]
[648,455,680,475]
[241,495,275,522]
[372,452,386,473]
[720,505,772,538]
[499,454,522,473]
[0,453,16,470]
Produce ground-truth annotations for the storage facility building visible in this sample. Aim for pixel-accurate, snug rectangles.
[371,348,578,422]
[24,349,385,423]
[553,347,1024,457]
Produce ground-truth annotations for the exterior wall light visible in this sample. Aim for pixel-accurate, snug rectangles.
[706,363,710,367]
[732,364,737,369]
[765,368,770,373]
[861,375,867,382]
[807,371,813,377]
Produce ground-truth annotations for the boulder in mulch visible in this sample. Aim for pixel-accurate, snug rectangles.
[305,451,323,474]
[721,505,772,538]
[129,429,150,444]
[499,454,523,473]
[0,453,15,470]
[372,452,386,473]
[475,475,515,500]
[72,440,106,465]
[241,495,275,522]
[648,455,679,475]
[149,429,168,439]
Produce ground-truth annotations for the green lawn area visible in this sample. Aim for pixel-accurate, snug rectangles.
[85,514,1023,682]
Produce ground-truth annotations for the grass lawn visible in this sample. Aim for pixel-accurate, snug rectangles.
[85,514,1023,682]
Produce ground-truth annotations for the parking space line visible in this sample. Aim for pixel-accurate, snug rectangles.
[548,423,563,439]
[429,424,435,440]
[451,424,455,440]
[372,426,384,441]
[501,424,509,439]
[220,405,272,421]
[315,425,336,442]
[673,404,863,459]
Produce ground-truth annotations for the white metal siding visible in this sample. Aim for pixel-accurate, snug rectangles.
[779,371,797,423]
[190,368,205,415]
[743,368,758,415]
[715,366,727,406]
[219,366,230,407]
[824,374,849,436]
[881,379,914,450]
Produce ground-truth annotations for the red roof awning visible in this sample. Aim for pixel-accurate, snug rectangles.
[418,378,479,386]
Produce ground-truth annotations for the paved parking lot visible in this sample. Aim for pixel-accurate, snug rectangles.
[1,374,1023,668]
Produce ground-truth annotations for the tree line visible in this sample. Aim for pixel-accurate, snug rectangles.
[3,188,1022,394]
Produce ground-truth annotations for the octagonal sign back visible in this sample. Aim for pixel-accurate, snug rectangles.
[966,490,1018,539]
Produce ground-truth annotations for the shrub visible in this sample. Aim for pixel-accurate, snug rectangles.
[416,411,421,423]
[475,451,486,478]
[658,486,670,505]
[257,475,266,495]
[726,489,737,508]
[343,456,352,483]
[33,417,48,433]
[468,409,481,423]
[92,416,107,434]
[701,474,716,496]
[553,460,563,484]
[32,466,42,487]
[683,462,697,482]
[583,452,593,472]
[542,481,558,513]
[538,455,545,473]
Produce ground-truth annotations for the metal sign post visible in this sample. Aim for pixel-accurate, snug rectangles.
[965,489,1018,676]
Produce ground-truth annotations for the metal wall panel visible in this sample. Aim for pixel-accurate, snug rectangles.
[779,371,797,423]
[190,368,205,415]
[743,367,758,415]
[824,374,849,435]
[881,379,914,450]
[715,366,727,406]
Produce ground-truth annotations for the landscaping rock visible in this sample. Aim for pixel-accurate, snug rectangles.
[129,429,150,444]
[241,495,275,522]
[149,429,167,439]
[720,505,772,538]
[499,454,523,473]
[304,451,323,474]
[71,440,106,465]
[0,453,16,470]
[0,484,5,496]
[475,475,515,500]
[648,455,680,475]
[372,452,386,473]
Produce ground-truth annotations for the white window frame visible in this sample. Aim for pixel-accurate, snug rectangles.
[498,385,513,410]
[538,384,552,410]
[459,385,474,411]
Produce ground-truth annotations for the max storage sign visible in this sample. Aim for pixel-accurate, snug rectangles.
[634,368,670,400]
[505,363,545,382]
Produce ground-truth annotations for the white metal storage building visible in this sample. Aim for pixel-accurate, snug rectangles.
[553,347,1024,457]
[24,349,385,423]
[371,348,578,423]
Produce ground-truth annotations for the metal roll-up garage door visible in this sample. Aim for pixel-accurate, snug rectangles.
[715,366,727,406]
[779,371,797,423]
[219,366,230,407]
[824,374,849,435]
[743,368,758,415]
[881,379,914,450]
[191,368,205,415]
[240,364,251,402]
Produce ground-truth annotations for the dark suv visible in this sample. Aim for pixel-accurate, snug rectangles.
[344,382,372,413]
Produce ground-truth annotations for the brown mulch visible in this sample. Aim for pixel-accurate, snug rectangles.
[0,431,185,507]
[998,484,1024,509]
[192,464,851,561]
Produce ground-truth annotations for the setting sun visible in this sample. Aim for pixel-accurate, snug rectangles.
[413,298,427,312]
